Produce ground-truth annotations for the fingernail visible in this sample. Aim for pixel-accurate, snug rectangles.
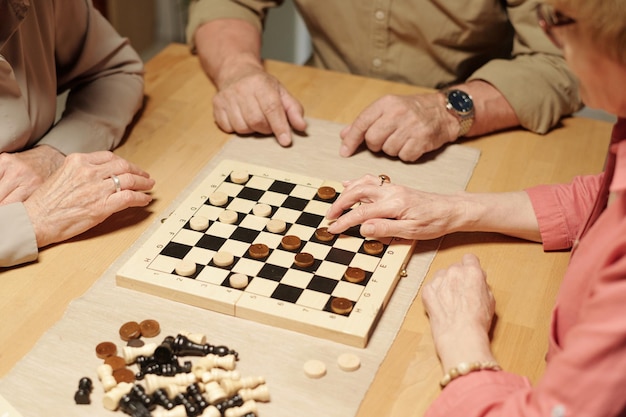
[339,144,350,157]
[361,224,374,236]
[279,133,291,146]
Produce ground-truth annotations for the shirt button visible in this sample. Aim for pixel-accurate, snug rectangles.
[375,10,386,20]
[372,58,382,68]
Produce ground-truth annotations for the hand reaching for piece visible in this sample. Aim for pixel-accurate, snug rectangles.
[325,174,465,240]
[23,151,155,248]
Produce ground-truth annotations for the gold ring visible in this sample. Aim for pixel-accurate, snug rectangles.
[111,174,121,193]
[378,174,391,186]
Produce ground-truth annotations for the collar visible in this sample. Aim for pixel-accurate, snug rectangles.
[0,0,30,51]
[609,118,626,193]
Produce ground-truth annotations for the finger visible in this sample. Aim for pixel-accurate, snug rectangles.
[213,106,234,133]
[327,190,392,233]
[461,253,481,268]
[325,175,382,220]
[339,106,383,157]
[113,173,156,193]
[363,120,397,154]
[256,90,292,147]
[104,190,154,218]
[282,91,307,133]
[103,157,151,180]
[358,218,410,239]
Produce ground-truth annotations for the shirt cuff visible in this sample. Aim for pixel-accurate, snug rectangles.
[0,203,38,267]
[526,185,573,251]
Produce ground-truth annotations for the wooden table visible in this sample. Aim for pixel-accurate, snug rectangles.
[0,43,613,416]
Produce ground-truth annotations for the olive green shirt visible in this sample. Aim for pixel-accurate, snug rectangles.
[187,0,581,134]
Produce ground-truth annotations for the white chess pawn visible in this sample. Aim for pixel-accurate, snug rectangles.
[102,381,133,410]
[220,375,265,397]
[97,363,117,392]
[224,400,258,417]
[239,384,271,402]
[122,342,157,364]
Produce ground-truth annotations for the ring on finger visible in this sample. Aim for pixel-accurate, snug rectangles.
[111,174,121,193]
[378,174,391,186]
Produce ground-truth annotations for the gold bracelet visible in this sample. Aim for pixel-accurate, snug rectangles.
[440,360,501,388]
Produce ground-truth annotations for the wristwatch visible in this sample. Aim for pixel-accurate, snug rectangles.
[442,89,475,137]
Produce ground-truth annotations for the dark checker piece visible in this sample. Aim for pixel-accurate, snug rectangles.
[249,243,270,259]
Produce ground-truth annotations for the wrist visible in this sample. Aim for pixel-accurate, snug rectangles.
[440,360,501,388]
[215,54,264,89]
[434,324,495,372]
[441,89,475,138]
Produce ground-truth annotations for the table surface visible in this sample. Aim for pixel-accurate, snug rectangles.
[0,43,613,416]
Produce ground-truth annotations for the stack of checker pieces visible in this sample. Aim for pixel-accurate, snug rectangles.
[117,160,416,348]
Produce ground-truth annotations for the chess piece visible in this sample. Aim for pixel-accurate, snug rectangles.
[73,377,92,404]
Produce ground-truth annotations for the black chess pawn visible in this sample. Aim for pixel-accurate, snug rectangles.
[187,383,208,411]
[174,392,200,417]
[152,388,176,410]
[215,393,243,413]
[130,384,156,411]
[73,377,92,405]
[172,334,210,356]
[208,344,239,359]
[119,393,151,417]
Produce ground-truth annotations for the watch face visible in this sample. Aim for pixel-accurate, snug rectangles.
[448,90,473,113]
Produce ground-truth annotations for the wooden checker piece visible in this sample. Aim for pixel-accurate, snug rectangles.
[317,186,336,200]
[314,227,335,242]
[139,319,161,338]
[117,160,416,347]
[280,235,301,251]
[266,218,286,233]
[249,243,270,259]
[95,342,117,359]
[363,240,384,255]
[294,252,315,268]
[112,367,135,384]
[104,355,126,371]
[331,297,353,315]
[344,267,366,283]
[119,321,141,341]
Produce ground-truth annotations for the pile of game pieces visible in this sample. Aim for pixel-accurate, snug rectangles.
[75,319,270,417]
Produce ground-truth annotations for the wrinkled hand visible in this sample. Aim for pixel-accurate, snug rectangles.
[339,93,459,162]
[23,151,155,248]
[326,174,462,240]
[212,65,307,146]
[0,145,65,204]
[422,254,496,370]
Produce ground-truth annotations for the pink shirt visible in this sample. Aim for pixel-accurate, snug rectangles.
[426,118,626,417]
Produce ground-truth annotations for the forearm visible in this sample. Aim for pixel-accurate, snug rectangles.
[453,190,541,242]
[194,19,264,89]
[454,80,520,137]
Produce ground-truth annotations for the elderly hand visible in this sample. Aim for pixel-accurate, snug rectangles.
[422,254,496,371]
[23,151,155,248]
[0,145,65,204]
[338,92,460,162]
[212,64,307,147]
[325,174,465,240]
